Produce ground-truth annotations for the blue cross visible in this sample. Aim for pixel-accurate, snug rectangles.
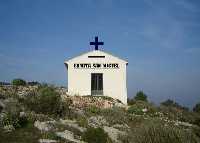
[90,36,104,50]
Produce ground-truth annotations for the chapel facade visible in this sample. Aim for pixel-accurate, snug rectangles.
[64,37,128,104]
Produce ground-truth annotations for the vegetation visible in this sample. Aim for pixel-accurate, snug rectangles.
[193,102,200,113]
[85,105,101,116]
[1,82,200,143]
[129,105,157,118]
[161,99,189,111]
[0,123,42,143]
[101,107,128,125]
[82,127,111,143]
[12,79,26,86]
[22,85,72,118]
[134,91,148,102]
[27,81,40,86]
[127,97,136,105]
[77,116,88,128]
[128,91,148,105]
[0,99,28,129]
[126,122,199,143]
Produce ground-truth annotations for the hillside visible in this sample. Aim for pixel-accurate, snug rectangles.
[0,84,200,143]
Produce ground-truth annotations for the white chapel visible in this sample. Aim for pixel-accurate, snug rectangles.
[64,37,128,104]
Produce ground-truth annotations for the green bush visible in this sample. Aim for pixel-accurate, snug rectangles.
[23,85,72,118]
[128,105,143,115]
[82,127,111,143]
[12,79,26,86]
[134,91,148,102]
[128,101,157,115]
[193,102,200,113]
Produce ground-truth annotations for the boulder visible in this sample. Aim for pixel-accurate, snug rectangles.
[88,116,108,128]
[34,120,55,132]
[103,126,126,143]
[3,125,15,132]
[112,124,130,131]
[39,139,57,143]
[56,130,85,143]
[59,119,86,132]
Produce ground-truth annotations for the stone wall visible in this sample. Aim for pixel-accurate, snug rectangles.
[0,85,123,109]
[62,95,124,109]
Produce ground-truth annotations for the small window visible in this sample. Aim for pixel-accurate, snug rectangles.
[88,56,105,58]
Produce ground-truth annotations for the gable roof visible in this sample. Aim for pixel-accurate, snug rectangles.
[64,50,128,64]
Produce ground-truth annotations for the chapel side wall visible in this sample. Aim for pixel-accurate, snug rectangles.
[123,64,127,104]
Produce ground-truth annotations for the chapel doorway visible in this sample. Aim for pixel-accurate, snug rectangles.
[91,73,103,95]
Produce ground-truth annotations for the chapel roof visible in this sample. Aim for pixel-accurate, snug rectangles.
[64,50,128,64]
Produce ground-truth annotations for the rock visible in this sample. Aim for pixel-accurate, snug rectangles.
[174,121,193,127]
[3,125,15,132]
[61,95,126,109]
[103,126,126,143]
[19,111,25,117]
[114,102,126,108]
[0,100,5,108]
[59,119,86,132]
[39,139,57,143]
[142,108,148,113]
[34,120,55,132]
[74,108,85,116]
[112,124,130,131]
[68,122,86,132]
[88,116,108,128]
[56,130,85,143]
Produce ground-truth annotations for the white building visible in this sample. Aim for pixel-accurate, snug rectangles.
[64,37,128,104]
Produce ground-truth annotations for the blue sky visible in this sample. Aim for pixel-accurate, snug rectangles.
[0,0,200,107]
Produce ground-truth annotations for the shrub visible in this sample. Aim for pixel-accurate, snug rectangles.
[1,113,21,128]
[85,105,101,116]
[27,81,40,86]
[23,85,72,118]
[1,99,28,128]
[128,101,157,115]
[101,107,128,125]
[26,111,51,122]
[193,126,200,138]
[128,105,143,115]
[193,102,200,113]
[193,116,200,127]
[82,127,111,143]
[134,91,148,102]
[41,131,58,140]
[127,123,199,143]
[161,99,189,111]
[12,79,26,86]
[127,97,136,105]
[77,116,88,128]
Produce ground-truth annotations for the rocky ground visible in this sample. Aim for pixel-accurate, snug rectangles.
[0,85,200,143]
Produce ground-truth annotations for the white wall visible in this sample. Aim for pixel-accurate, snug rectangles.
[65,50,128,104]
